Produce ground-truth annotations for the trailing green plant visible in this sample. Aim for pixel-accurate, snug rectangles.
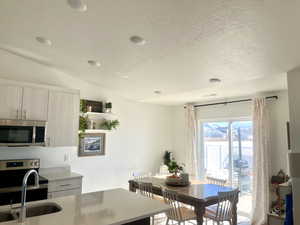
[79,115,88,135]
[80,99,87,113]
[101,119,120,130]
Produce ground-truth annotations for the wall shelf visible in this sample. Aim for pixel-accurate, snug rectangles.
[81,112,117,120]
[80,100,118,133]
[82,129,112,134]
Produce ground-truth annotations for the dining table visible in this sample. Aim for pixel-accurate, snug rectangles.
[128,177,238,225]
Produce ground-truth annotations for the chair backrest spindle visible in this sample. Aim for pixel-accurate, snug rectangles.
[215,189,239,221]
[206,176,227,186]
[138,182,154,199]
[162,189,183,221]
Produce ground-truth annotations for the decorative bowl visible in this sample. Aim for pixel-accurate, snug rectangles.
[165,175,190,187]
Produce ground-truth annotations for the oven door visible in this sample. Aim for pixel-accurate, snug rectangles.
[0,126,33,146]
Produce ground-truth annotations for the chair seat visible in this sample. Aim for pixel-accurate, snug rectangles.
[167,207,196,221]
[204,208,217,220]
[153,195,165,202]
[204,204,231,221]
[205,204,218,214]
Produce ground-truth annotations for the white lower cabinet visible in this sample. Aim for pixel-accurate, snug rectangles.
[48,189,82,199]
[47,177,82,199]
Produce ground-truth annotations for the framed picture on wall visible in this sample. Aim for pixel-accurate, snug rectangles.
[79,133,106,157]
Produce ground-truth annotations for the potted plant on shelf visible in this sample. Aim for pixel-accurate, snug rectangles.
[101,119,120,130]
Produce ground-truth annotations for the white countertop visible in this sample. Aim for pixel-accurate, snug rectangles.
[40,167,83,181]
[0,188,171,225]
[40,171,82,181]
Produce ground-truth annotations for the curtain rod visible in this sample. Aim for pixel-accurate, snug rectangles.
[189,95,278,108]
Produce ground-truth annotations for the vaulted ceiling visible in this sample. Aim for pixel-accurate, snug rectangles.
[0,0,298,105]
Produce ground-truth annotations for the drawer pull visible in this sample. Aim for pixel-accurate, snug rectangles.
[60,184,71,187]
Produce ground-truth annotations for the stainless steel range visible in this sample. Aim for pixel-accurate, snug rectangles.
[0,159,48,206]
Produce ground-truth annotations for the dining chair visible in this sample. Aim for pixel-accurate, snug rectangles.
[163,189,196,225]
[205,176,228,218]
[138,182,154,198]
[132,172,152,181]
[204,189,239,225]
[138,182,165,225]
[206,176,227,186]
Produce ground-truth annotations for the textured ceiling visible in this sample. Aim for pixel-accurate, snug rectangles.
[0,0,298,105]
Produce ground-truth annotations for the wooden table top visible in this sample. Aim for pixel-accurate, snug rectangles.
[130,177,235,201]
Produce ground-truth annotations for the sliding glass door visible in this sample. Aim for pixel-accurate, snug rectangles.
[202,121,230,182]
[231,121,253,194]
[201,119,253,217]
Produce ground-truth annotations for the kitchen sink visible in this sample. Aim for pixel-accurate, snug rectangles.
[23,202,62,218]
[0,211,15,223]
[0,202,62,223]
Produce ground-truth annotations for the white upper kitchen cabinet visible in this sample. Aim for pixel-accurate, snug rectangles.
[22,87,49,121]
[0,85,22,120]
[47,91,79,147]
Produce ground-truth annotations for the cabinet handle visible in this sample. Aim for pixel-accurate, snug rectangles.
[23,110,27,120]
[47,137,51,146]
[60,184,71,187]
[16,109,19,119]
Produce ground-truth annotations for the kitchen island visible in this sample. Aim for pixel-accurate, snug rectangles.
[0,188,171,225]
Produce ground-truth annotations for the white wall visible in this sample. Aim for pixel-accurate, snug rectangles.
[268,91,290,175]
[287,68,300,224]
[171,91,290,176]
[0,79,172,193]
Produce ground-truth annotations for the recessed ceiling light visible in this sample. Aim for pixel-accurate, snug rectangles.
[67,0,87,11]
[121,75,129,79]
[88,60,101,67]
[36,37,52,46]
[130,36,146,45]
[209,78,221,83]
[154,90,162,95]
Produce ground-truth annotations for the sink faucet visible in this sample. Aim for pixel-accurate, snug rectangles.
[19,169,39,222]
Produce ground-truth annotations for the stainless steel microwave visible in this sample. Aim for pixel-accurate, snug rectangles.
[0,119,47,147]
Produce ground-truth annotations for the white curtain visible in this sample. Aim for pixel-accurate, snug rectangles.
[251,97,271,225]
[185,104,198,179]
